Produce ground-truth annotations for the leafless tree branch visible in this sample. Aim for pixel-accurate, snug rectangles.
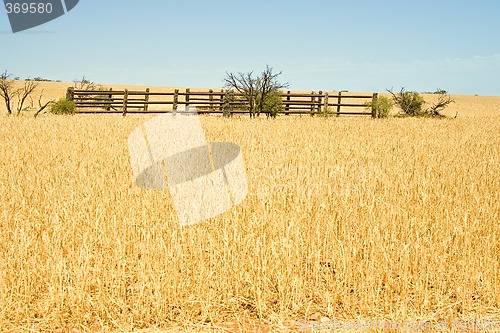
[34,89,54,118]
[16,80,38,116]
[426,92,455,117]
[224,65,288,117]
[0,70,15,115]
[74,76,97,90]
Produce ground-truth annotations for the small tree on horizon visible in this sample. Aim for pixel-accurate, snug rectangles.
[73,76,97,90]
[224,65,288,117]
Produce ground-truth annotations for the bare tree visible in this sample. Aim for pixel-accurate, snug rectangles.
[225,71,258,116]
[255,65,288,117]
[427,91,455,117]
[0,71,16,115]
[0,70,54,117]
[73,76,97,90]
[15,80,38,116]
[225,65,288,117]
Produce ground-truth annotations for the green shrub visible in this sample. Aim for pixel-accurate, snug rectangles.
[50,99,76,115]
[222,90,234,117]
[366,95,393,118]
[222,89,248,117]
[93,86,112,110]
[262,90,284,118]
[389,88,425,116]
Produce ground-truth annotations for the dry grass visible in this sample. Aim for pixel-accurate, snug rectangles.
[0,83,499,332]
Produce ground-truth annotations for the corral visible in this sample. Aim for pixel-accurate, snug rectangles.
[68,87,377,117]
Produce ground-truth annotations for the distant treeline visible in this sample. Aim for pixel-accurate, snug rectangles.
[12,76,62,82]
[421,89,448,94]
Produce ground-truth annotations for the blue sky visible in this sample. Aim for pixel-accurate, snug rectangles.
[1,0,499,95]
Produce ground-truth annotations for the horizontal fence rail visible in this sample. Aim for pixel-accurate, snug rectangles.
[67,87,378,117]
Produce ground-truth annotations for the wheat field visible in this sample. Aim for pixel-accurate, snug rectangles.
[0,82,499,332]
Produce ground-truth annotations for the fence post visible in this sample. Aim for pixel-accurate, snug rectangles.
[371,93,378,118]
[144,88,150,111]
[220,89,224,112]
[122,89,128,116]
[185,88,190,110]
[106,88,112,111]
[66,87,74,101]
[323,92,329,116]
[285,90,290,115]
[173,89,179,111]
[209,89,213,112]
[310,91,315,116]
[318,91,323,114]
[336,91,342,116]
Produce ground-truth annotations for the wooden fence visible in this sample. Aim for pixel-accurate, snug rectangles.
[66,87,378,117]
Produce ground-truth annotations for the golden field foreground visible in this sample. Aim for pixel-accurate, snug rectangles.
[0,83,500,333]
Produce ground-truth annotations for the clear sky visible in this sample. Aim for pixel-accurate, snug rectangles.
[1,0,499,95]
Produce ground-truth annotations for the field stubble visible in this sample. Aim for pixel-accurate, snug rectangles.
[0,102,499,332]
